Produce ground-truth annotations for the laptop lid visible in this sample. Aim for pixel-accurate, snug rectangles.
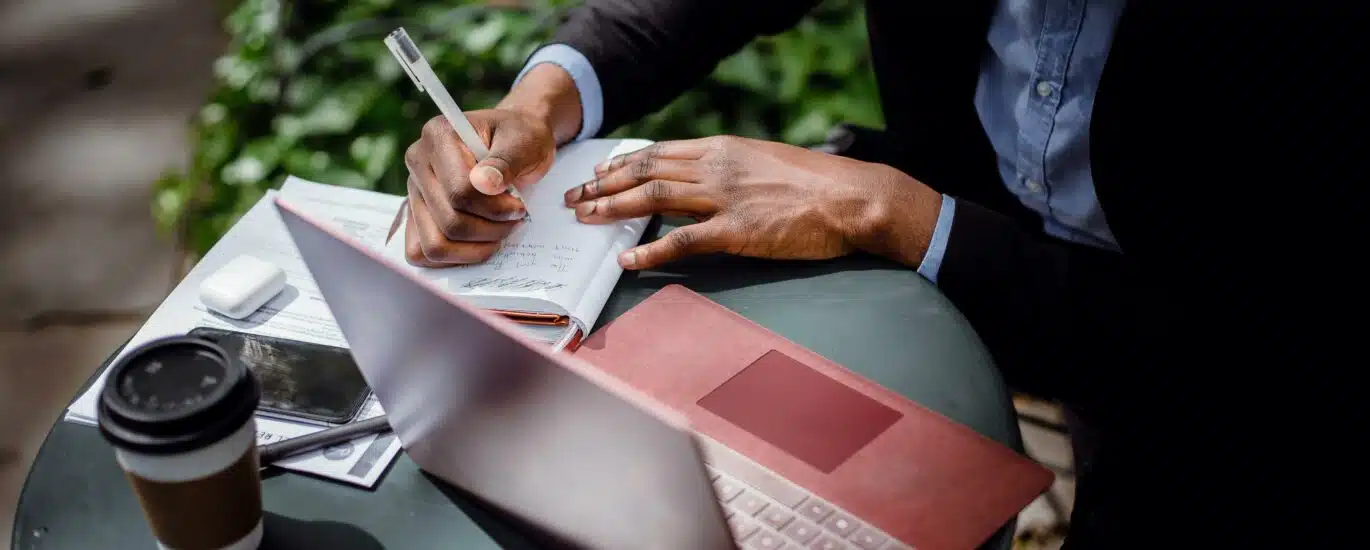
[274,198,734,550]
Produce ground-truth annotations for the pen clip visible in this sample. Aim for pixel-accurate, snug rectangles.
[385,28,425,92]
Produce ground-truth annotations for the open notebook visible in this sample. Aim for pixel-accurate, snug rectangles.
[379,138,653,348]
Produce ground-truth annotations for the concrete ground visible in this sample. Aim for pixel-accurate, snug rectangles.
[0,0,1074,547]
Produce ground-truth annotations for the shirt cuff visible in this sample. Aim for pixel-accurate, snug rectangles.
[514,44,603,142]
[916,195,956,284]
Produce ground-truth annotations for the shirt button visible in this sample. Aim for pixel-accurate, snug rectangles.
[1025,179,1044,193]
[1035,80,1052,97]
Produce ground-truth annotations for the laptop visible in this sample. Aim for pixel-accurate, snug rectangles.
[277,197,1046,550]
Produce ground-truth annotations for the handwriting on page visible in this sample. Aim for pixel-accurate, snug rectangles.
[445,241,586,292]
[461,276,566,292]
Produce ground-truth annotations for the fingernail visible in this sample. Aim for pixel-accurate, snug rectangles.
[502,209,526,221]
[476,165,504,191]
[619,250,637,268]
[575,200,597,217]
[564,185,582,205]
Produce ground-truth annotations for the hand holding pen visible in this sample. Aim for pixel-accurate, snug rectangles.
[385,27,559,267]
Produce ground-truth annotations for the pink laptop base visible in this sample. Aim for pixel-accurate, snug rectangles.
[574,284,1055,550]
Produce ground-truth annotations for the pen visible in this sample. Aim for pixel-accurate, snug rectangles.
[258,415,392,466]
[385,27,530,219]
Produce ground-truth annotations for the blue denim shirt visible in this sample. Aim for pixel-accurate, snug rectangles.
[516,0,1126,281]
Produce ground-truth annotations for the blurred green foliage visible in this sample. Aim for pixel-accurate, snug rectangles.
[157,0,881,257]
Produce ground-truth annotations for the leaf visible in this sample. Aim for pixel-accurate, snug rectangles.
[220,137,282,186]
[233,185,268,214]
[151,173,190,234]
[774,34,816,102]
[284,149,329,176]
[783,110,833,146]
[225,0,280,39]
[310,168,370,189]
[247,78,280,103]
[694,113,724,137]
[464,14,509,55]
[835,73,885,128]
[212,54,263,90]
[373,51,404,82]
[712,47,771,95]
[337,41,389,63]
[193,118,238,175]
[274,84,376,138]
[350,133,398,181]
[282,75,325,109]
[199,103,228,126]
[497,40,532,69]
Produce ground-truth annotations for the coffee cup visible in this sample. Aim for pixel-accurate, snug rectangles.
[98,335,264,550]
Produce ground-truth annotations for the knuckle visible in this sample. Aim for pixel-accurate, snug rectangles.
[643,180,672,203]
[445,182,475,209]
[404,143,422,170]
[421,117,447,140]
[405,239,425,263]
[669,227,698,250]
[437,211,468,240]
[420,239,444,262]
[470,245,499,263]
[598,194,618,214]
[707,154,740,182]
[710,162,742,197]
[632,155,655,180]
[705,141,738,178]
[716,177,741,197]
[483,153,512,173]
[489,220,517,240]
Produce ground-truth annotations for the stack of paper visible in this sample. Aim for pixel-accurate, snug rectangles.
[65,178,410,487]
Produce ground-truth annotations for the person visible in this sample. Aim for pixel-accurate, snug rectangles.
[402,1,1361,547]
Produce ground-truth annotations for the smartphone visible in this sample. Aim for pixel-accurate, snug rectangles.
[187,327,371,426]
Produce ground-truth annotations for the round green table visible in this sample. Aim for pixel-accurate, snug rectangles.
[12,225,1023,550]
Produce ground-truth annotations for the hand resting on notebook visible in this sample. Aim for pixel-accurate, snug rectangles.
[564,135,945,271]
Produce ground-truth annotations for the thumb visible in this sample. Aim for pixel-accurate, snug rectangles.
[618,223,723,270]
[469,124,544,196]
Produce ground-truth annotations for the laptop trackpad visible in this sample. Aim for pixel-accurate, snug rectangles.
[697,350,902,473]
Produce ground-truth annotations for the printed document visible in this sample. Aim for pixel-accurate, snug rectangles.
[66,182,405,487]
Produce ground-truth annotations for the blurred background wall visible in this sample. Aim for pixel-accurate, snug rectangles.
[0,1,1071,547]
[0,0,223,539]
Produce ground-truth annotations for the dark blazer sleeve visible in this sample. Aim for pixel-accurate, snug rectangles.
[548,0,820,134]
[934,200,1150,407]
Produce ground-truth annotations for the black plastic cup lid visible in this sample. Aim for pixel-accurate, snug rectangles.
[98,335,260,455]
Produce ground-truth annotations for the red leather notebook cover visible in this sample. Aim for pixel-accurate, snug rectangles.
[574,284,1054,550]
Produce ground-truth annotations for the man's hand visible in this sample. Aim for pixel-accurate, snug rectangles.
[563,135,944,270]
[403,63,582,267]
[402,109,555,266]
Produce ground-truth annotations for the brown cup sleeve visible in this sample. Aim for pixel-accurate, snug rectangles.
[125,449,263,549]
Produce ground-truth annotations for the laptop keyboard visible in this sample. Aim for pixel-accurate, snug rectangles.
[699,437,911,550]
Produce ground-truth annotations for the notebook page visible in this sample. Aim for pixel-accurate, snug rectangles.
[385,139,652,315]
